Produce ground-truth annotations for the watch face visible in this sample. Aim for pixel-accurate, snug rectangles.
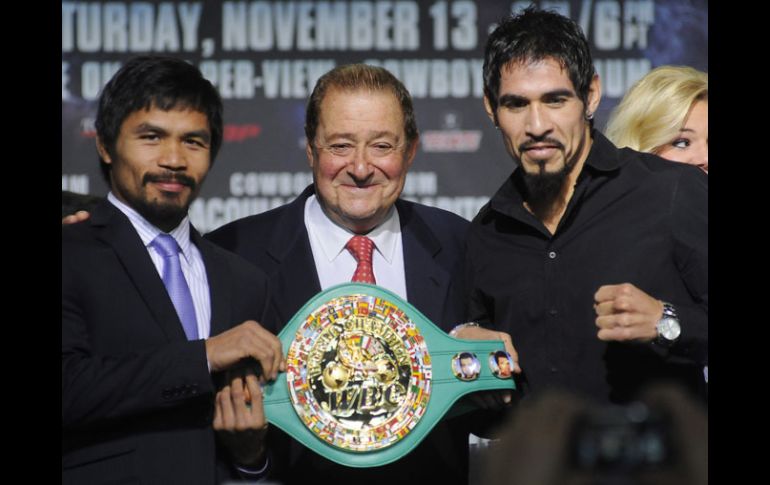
[658,317,681,341]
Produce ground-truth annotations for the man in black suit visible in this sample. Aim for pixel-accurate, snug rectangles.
[62,56,284,484]
[207,64,514,485]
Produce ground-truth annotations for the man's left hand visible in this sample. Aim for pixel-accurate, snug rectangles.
[594,283,662,342]
[214,369,269,468]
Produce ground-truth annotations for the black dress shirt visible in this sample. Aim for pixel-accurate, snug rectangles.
[466,132,707,403]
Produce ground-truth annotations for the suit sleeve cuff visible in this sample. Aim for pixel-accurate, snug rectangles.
[235,453,270,480]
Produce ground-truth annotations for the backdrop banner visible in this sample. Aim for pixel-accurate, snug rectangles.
[62,0,708,232]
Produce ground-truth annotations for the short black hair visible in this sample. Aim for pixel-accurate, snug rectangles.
[483,7,595,115]
[95,55,223,186]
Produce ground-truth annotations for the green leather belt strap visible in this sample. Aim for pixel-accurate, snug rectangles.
[262,283,514,468]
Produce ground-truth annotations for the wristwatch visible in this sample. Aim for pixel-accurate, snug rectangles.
[654,302,681,347]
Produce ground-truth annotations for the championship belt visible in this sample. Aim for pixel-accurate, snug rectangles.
[262,283,515,468]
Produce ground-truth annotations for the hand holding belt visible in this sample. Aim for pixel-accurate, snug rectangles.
[261,283,515,468]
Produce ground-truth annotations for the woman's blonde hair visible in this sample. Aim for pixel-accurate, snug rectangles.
[604,66,707,154]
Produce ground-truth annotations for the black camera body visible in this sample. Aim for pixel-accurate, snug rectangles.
[569,401,673,473]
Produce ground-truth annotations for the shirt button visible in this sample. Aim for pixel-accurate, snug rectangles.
[548,251,557,259]
[549,309,558,316]
[550,367,558,373]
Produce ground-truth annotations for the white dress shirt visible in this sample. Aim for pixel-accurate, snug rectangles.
[304,195,408,300]
[107,192,212,339]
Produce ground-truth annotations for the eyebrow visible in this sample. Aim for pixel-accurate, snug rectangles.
[132,122,166,134]
[498,89,575,105]
[184,130,211,144]
[323,130,399,141]
[132,122,211,143]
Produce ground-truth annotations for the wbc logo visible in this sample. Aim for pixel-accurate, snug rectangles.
[286,294,432,452]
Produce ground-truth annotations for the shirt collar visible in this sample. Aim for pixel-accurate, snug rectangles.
[305,195,401,264]
[107,192,194,262]
[582,130,622,172]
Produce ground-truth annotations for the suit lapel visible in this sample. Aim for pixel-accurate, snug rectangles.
[266,188,322,327]
[398,201,451,325]
[91,201,187,342]
[262,190,452,328]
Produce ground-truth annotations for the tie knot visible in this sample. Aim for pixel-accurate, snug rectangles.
[346,235,375,263]
[346,235,376,284]
[151,233,180,259]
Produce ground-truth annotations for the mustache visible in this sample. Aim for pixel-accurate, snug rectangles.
[143,172,196,189]
[518,138,565,152]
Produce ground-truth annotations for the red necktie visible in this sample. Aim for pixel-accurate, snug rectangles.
[346,235,376,284]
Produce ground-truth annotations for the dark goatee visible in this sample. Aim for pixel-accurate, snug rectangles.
[517,134,586,222]
[133,172,198,231]
[520,164,571,221]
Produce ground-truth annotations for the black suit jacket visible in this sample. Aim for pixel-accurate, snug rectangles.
[62,200,273,485]
[207,185,471,485]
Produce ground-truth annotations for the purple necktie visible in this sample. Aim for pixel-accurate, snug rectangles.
[151,234,199,340]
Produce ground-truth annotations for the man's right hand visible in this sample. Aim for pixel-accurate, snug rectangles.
[205,320,285,380]
[453,324,520,409]
[62,210,91,225]
[453,325,521,374]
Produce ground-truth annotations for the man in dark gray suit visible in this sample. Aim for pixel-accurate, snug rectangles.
[62,56,283,484]
[207,64,514,485]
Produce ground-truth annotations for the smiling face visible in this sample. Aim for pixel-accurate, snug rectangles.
[485,57,600,177]
[307,88,416,234]
[98,106,212,231]
[655,99,708,174]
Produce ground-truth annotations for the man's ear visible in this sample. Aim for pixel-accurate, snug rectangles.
[404,136,419,169]
[96,138,112,165]
[586,74,602,118]
[483,95,498,127]
[305,140,315,168]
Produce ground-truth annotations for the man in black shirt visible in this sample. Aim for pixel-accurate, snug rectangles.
[467,7,707,403]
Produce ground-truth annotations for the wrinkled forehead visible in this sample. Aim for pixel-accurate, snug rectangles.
[319,86,403,113]
[496,57,578,100]
[317,88,406,137]
[501,56,571,82]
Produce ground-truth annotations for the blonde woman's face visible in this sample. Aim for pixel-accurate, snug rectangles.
[656,100,708,173]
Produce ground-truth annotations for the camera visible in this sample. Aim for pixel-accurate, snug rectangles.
[569,401,673,473]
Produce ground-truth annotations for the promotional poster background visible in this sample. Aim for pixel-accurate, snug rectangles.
[62,0,708,234]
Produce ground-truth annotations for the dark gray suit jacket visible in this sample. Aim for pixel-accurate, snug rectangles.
[62,200,273,485]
